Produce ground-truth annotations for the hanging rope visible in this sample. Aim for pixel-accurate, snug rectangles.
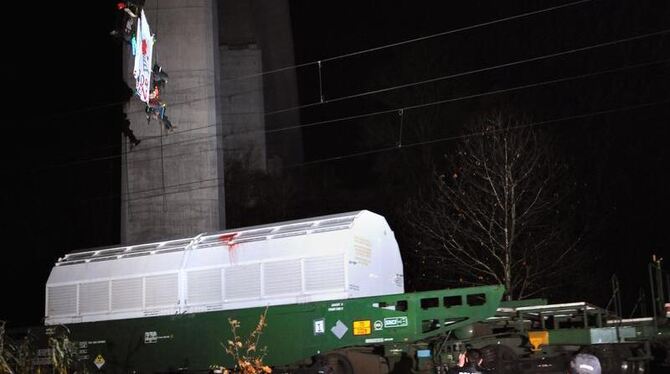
[318,60,325,103]
[154,0,167,209]
[124,136,132,218]
[397,109,405,148]
[160,121,167,210]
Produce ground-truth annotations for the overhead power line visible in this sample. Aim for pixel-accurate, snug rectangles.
[32,0,594,123]
[294,99,670,167]
[18,0,645,174]
[129,57,670,167]
[67,27,670,163]
[21,56,670,173]
[263,29,670,117]
[131,27,670,137]
[222,0,594,82]
[105,98,669,204]
[65,54,670,200]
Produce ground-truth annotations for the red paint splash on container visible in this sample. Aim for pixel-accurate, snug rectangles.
[219,233,239,263]
[219,233,237,244]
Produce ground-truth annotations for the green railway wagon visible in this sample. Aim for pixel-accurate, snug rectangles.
[49,285,503,372]
[42,210,505,373]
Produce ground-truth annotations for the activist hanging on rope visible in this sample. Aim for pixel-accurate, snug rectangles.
[111,1,174,145]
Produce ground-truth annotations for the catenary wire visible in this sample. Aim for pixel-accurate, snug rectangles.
[23,29,670,173]
[31,0,595,123]
[99,98,669,204]
[28,7,662,167]
[70,58,670,198]
[125,57,670,167]
[218,0,594,82]
[128,28,670,139]
[33,56,670,172]
[262,29,670,117]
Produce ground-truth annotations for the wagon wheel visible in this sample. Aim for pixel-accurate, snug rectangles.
[480,344,518,374]
[320,352,354,374]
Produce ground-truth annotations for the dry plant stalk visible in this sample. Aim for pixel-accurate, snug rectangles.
[48,327,78,374]
[212,308,271,374]
[0,321,14,374]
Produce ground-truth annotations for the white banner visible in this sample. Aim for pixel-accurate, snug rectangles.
[133,10,154,103]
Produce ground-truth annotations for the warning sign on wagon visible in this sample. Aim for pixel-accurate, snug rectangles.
[353,320,371,335]
[94,354,105,369]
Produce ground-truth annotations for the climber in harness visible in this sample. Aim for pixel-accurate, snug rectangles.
[152,64,169,88]
[110,1,145,43]
[145,84,173,132]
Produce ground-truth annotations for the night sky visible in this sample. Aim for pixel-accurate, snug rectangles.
[2,0,669,327]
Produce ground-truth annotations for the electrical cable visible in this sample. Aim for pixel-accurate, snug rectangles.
[25,0,595,123]
[131,28,670,137]
[18,56,670,173]
[219,0,594,83]
[74,93,670,203]
[88,57,670,166]
[23,29,670,172]
[262,29,670,117]
[19,9,663,177]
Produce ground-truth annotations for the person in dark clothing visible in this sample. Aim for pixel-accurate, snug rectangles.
[448,348,485,374]
[110,1,147,46]
[152,64,169,89]
[110,2,138,43]
[120,112,141,148]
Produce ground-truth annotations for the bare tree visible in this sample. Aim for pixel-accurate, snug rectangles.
[405,113,581,300]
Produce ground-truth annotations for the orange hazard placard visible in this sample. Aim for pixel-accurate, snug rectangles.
[353,320,371,336]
